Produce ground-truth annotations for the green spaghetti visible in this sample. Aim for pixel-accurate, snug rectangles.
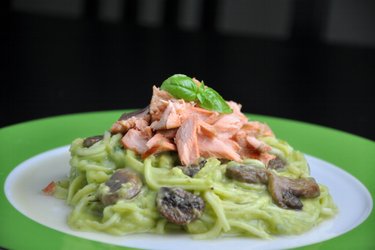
[52,131,336,239]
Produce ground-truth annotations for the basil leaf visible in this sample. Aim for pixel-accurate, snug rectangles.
[198,87,232,113]
[160,74,198,101]
[196,92,204,104]
[160,74,232,114]
[196,81,205,104]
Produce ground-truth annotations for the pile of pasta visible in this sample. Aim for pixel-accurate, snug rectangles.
[54,132,337,239]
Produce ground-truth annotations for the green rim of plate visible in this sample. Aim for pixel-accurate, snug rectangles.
[1,110,374,250]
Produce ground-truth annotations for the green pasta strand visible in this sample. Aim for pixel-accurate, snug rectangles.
[204,191,230,232]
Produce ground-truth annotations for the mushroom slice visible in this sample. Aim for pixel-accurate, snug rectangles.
[118,105,150,121]
[226,165,268,184]
[83,135,104,148]
[99,168,142,206]
[267,173,320,210]
[179,158,207,177]
[156,187,205,225]
[267,156,286,170]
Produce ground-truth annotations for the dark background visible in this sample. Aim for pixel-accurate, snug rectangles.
[3,0,375,141]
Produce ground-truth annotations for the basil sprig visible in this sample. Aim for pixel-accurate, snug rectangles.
[160,74,232,114]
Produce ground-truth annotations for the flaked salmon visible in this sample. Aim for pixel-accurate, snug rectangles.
[121,129,150,155]
[175,116,200,166]
[150,86,173,121]
[113,84,276,166]
[150,100,185,130]
[197,134,242,162]
[111,106,150,134]
[246,136,272,153]
[156,128,178,139]
[198,121,216,138]
[242,121,274,137]
[142,133,176,158]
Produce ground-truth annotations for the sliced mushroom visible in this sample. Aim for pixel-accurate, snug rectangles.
[99,168,142,206]
[156,187,205,225]
[267,156,286,170]
[118,105,150,121]
[267,172,320,210]
[83,135,103,148]
[226,165,268,184]
[178,158,207,177]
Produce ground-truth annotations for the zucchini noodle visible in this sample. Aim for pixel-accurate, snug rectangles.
[55,132,337,239]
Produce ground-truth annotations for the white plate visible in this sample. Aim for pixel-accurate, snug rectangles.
[4,146,373,250]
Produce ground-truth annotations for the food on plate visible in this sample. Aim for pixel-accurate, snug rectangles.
[43,74,337,239]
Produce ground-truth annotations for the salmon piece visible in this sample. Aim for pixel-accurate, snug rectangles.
[197,134,242,162]
[111,123,123,134]
[197,110,242,162]
[242,121,274,137]
[118,85,276,164]
[205,101,247,138]
[246,136,272,152]
[224,137,241,152]
[213,114,245,138]
[234,130,274,164]
[157,128,178,139]
[142,133,176,158]
[259,152,276,165]
[237,149,271,164]
[175,116,200,166]
[42,181,56,195]
[142,126,154,138]
[146,133,176,151]
[183,106,218,123]
[227,101,248,122]
[151,100,214,131]
[114,117,149,133]
[121,129,150,154]
[198,121,216,138]
[247,151,276,165]
[152,99,218,131]
[237,147,255,161]
[150,86,173,121]
[111,107,150,134]
[233,130,249,148]
[204,112,221,125]
[151,101,183,130]
[111,117,149,134]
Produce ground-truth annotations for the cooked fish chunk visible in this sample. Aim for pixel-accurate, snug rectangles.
[111,106,151,134]
[175,116,200,166]
[142,133,176,158]
[121,129,150,155]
